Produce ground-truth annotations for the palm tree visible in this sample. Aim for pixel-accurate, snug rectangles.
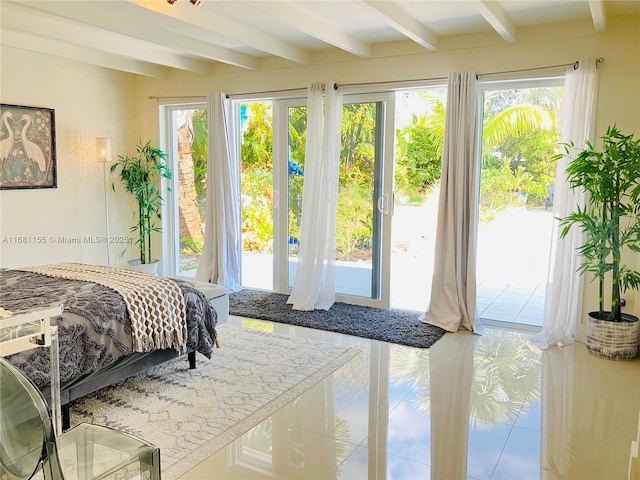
[479,88,561,211]
[482,104,555,162]
[176,109,205,249]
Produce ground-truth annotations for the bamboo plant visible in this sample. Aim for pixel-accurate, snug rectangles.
[111,141,172,265]
[559,125,640,321]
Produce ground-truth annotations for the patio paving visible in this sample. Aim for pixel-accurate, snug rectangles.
[240,257,547,330]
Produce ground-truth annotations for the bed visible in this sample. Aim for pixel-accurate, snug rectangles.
[0,264,219,429]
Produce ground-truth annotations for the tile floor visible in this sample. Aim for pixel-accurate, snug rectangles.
[178,316,640,480]
[476,281,545,328]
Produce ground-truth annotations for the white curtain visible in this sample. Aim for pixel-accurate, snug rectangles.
[196,92,242,292]
[287,82,343,310]
[420,72,481,333]
[429,337,474,477]
[531,58,599,349]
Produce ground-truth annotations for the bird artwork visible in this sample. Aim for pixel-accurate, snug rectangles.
[19,113,47,180]
[0,105,56,189]
[0,111,15,180]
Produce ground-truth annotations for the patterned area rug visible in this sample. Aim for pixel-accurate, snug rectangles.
[229,289,448,348]
[70,323,360,479]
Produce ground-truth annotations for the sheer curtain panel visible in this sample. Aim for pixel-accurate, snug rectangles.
[287,83,343,310]
[196,92,243,292]
[532,58,599,349]
[421,72,481,333]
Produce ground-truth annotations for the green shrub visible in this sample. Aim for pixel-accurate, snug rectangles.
[336,183,373,260]
[241,169,273,253]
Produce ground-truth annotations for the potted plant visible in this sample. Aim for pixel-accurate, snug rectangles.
[559,125,640,360]
[111,140,172,274]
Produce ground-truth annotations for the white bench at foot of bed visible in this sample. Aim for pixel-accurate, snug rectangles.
[181,280,229,325]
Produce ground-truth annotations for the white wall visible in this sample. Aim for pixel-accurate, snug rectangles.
[0,48,138,269]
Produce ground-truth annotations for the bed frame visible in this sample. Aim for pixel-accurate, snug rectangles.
[43,349,197,430]
[33,277,229,430]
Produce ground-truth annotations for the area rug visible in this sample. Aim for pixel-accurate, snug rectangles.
[70,323,360,479]
[229,289,447,348]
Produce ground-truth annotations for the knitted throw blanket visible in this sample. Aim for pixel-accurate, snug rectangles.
[20,263,187,353]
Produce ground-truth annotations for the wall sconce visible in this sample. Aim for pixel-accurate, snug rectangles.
[96,137,112,266]
[96,137,112,163]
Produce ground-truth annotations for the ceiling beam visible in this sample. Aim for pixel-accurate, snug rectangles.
[361,0,439,51]
[247,1,370,58]
[129,0,310,64]
[13,1,258,70]
[474,0,517,43]
[588,0,607,32]
[1,29,168,78]
[1,3,212,74]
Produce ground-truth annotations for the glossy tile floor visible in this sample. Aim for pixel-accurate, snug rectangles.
[179,316,640,480]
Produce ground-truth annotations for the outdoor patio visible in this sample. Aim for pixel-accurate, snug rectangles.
[239,206,553,330]
[179,206,552,330]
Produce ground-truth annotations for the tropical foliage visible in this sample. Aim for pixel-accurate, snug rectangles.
[240,102,275,253]
[395,94,445,199]
[191,109,208,200]
[178,86,562,262]
[336,103,377,259]
[559,125,640,321]
[111,140,172,264]
[479,89,560,217]
[239,102,382,259]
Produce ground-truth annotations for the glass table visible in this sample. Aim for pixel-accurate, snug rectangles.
[0,305,63,436]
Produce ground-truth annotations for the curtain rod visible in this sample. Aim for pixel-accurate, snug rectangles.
[477,57,604,79]
[148,94,206,101]
[225,86,311,99]
[149,85,317,101]
[334,57,604,90]
[148,58,604,101]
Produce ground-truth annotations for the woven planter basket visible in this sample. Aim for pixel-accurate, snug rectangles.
[586,312,640,360]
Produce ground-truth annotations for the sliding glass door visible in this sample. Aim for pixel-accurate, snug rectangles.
[389,87,447,311]
[276,93,395,307]
[238,101,275,290]
[476,79,564,327]
[162,81,564,324]
[162,104,208,278]
[163,93,395,310]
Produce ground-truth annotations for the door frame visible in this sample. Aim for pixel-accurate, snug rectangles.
[160,102,206,278]
[274,92,396,309]
[475,76,564,326]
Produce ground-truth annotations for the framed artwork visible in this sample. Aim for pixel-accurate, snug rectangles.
[0,103,57,190]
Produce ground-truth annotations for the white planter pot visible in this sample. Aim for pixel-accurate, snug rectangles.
[127,259,160,276]
[585,312,640,360]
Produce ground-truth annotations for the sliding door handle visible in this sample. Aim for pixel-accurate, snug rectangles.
[377,194,392,215]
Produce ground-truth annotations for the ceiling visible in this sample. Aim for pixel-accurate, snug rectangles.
[1,1,638,78]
